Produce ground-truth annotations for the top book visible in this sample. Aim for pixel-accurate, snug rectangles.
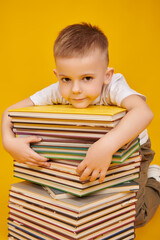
[9,105,126,122]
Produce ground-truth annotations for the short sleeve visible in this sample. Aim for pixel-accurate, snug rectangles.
[105,73,146,106]
[30,82,69,105]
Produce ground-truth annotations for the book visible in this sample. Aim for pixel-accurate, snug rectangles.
[7,105,140,239]
[12,135,140,164]
[8,181,137,239]
[10,105,140,164]
[14,160,140,188]
[13,171,139,196]
[30,138,139,154]
[8,211,135,239]
[9,181,138,216]
[13,127,108,140]
[30,139,140,163]
[15,132,140,163]
[9,200,135,233]
[47,154,141,175]
[11,116,121,127]
[14,160,141,182]
[9,194,137,225]
[9,105,126,121]
[9,197,136,226]
[8,218,135,240]
[100,227,135,240]
[8,221,135,240]
[8,226,39,240]
[42,185,75,199]
[29,136,138,148]
[9,204,136,233]
[13,122,112,133]
[45,151,139,166]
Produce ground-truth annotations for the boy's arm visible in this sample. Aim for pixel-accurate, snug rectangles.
[1,98,50,167]
[76,95,153,183]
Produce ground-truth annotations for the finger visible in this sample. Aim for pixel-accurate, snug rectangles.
[29,149,49,162]
[80,167,92,182]
[89,169,100,182]
[23,155,49,167]
[26,159,51,168]
[76,161,87,174]
[28,154,50,165]
[25,135,42,144]
[99,170,107,183]
[43,162,51,168]
[39,161,51,168]
[26,162,39,166]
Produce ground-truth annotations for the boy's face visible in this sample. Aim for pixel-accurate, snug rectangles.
[54,50,113,108]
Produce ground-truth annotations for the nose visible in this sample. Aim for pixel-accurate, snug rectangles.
[72,80,82,94]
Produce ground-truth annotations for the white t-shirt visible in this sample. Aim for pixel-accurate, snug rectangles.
[30,73,148,145]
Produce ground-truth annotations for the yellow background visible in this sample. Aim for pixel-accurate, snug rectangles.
[0,0,160,239]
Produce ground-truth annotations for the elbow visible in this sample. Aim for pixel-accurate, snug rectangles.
[2,107,11,121]
[147,108,154,124]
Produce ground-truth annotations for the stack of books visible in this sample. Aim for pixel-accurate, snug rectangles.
[8,181,137,239]
[13,151,141,197]
[8,105,140,239]
[9,105,141,196]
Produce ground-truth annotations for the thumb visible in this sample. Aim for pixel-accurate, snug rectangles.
[25,135,42,144]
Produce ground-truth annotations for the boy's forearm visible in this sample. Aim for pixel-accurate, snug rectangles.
[1,98,34,150]
[2,98,50,166]
[100,100,153,155]
[1,109,15,150]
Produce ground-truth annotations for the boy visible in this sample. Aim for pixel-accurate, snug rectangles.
[1,23,160,227]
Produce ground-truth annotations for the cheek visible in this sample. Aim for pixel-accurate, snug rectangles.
[59,84,70,99]
[86,83,103,97]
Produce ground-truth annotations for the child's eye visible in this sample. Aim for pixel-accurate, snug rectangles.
[83,76,93,81]
[61,78,71,82]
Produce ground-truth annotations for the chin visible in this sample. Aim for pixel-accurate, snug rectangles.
[71,102,90,109]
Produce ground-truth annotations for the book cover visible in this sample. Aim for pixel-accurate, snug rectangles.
[13,122,111,133]
[13,171,139,197]
[9,196,136,226]
[8,211,135,239]
[9,105,126,121]
[42,185,75,199]
[14,165,140,189]
[10,181,137,214]
[8,219,135,240]
[8,204,136,233]
[14,161,141,182]
[11,116,121,127]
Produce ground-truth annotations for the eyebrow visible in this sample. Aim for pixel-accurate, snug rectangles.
[58,73,96,77]
[82,73,96,77]
[58,74,68,77]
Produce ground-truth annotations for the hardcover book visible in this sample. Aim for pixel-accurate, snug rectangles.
[8,218,135,240]
[9,105,126,121]
[7,105,139,239]
[9,181,138,216]
[13,170,139,197]
[14,159,141,181]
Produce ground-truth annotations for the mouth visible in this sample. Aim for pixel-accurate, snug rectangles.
[71,98,86,101]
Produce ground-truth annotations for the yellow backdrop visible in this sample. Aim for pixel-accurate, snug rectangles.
[0,0,160,239]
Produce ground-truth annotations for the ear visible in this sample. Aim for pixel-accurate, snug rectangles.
[104,67,114,85]
[53,69,58,79]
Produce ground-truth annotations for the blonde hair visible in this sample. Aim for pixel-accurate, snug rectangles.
[54,23,109,64]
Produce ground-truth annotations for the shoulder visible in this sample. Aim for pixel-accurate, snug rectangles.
[102,73,146,106]
[100,73,128,105]
[30,81,68,105]
[110,73,127,86]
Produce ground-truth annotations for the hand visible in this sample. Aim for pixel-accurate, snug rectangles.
[76,139,112,183]
[6,136,50,167]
